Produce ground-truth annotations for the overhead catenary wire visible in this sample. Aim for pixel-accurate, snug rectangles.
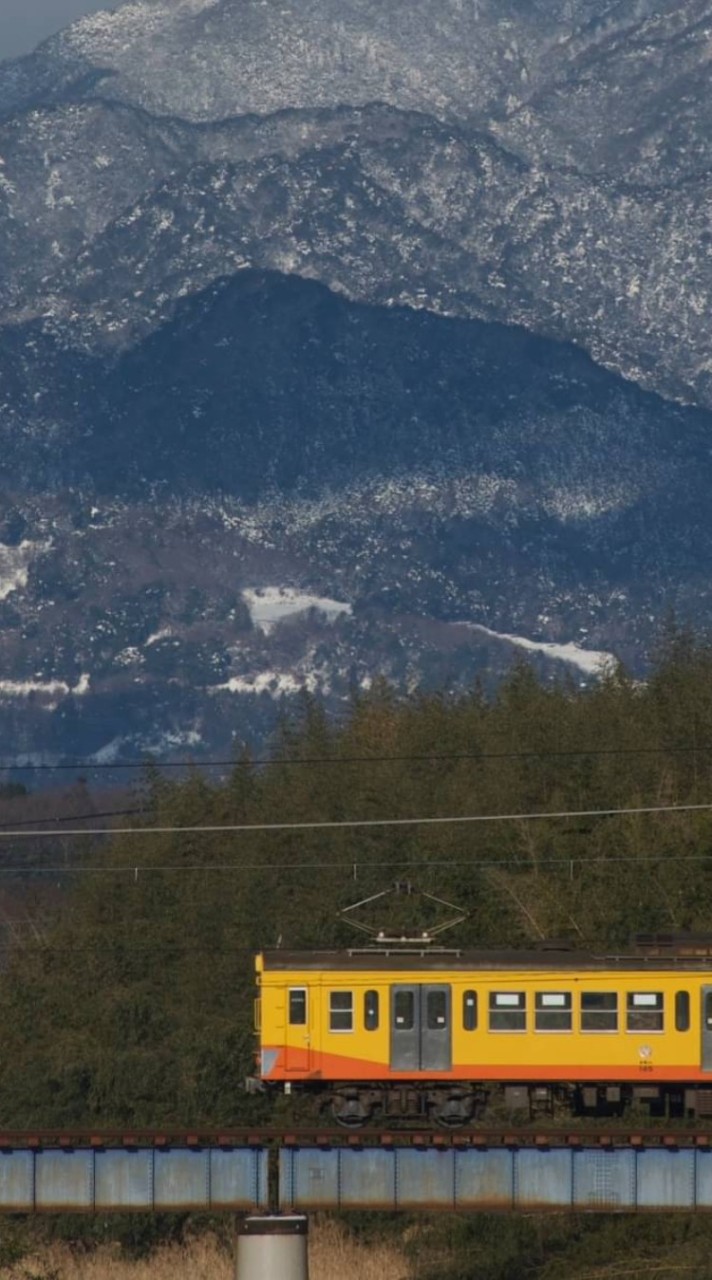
[7,743,712,771]
[2,850,712,877]
[0,807,144,831]
[0,798,712,838]
[0,942,673,971]
[3,784,711,832]
[0,803,711,839]
[0,933,661,975]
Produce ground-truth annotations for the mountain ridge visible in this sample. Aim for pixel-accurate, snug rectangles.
[1,0,711,761]
[2,0,712,401]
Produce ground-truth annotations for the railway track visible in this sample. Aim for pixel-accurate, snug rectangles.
[2,1127,712,1213]
[2,1125,712,1149]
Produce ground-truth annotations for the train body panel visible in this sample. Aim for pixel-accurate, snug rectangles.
[255,951,712,1088]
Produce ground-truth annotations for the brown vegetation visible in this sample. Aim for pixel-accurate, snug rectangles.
[1,1220,412,1280]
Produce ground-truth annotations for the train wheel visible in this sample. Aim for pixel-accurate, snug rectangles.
[332,1091,373,1128]
[432,1090,476,1128]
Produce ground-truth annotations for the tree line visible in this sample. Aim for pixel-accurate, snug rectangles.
[3,628,712,1127]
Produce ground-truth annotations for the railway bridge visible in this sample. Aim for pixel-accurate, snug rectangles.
[2,1127,711,1277]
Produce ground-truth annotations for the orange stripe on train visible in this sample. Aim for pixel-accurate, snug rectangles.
[261,1045,712,1083]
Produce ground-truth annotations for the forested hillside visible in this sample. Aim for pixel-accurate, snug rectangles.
[4,637,712,1275]
[3,630,712,1128]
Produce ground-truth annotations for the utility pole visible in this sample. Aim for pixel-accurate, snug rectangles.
[236,1215,309,1279]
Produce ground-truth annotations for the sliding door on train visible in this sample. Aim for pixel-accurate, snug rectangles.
[702,986,712,1071]
[390,985,451,1071]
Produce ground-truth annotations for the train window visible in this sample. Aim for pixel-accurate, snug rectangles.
[675,991,690,1032]
[289,988,307,1026]
[489,992,526,1031]
[365,990,379,1031]
[627,993,663,1032]
[329,991,354,1032]
[427,990,448,1030]
[535,992,572,1032]
[581,992,618,1032]
[463,991,478,1031]
[394,990,415,1030]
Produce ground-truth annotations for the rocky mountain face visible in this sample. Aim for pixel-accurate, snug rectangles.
[0,0,711,763]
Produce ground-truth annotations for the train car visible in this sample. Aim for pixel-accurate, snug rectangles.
[253,942,712,1125]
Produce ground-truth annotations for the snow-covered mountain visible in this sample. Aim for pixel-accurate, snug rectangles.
[0,0,711,761]
[4,0,712,401]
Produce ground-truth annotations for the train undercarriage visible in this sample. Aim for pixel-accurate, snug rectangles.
[286,1081,712,1128]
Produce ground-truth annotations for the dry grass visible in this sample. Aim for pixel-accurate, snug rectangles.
[1,1219,413,1280]
[2,1235,230,1280]
[309,1218,412,1280]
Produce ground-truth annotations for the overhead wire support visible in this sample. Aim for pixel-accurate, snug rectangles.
[339,881,468,943]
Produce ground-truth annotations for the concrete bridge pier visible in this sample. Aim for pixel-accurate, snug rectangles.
[236,1214,309,1279]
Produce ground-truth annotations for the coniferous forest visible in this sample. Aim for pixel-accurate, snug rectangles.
[6,633,712,1274]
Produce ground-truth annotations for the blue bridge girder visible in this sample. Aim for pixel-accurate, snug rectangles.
[0,1145,268,1213]
[0,1138,711,1213]
[281,1143,710,1213]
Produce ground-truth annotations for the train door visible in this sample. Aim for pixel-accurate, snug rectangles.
[284,984,313,1073]
[701,986,712,1071]
[390,985,451,1071]
[422,986,451,1070]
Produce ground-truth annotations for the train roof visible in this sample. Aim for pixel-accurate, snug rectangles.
[258,945,712,973]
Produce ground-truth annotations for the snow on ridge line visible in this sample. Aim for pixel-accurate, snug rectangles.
[60,0,218,56]
[243,586,352,634]
[466,624,616,676]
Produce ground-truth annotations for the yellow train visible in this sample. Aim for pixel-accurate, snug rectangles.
[254,940,712,1125]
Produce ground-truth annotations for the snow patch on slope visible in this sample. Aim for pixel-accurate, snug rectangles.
[0,672,90,707]
[140,728,203,752]
[0,541,43,601]
[145,626,174,646]
[90,727,202,761]
[212,670,317,696]
[466,624,616,676]
[90,736,125,764]
[244,587,352,634]
[542,484,637,522]
[217,469,631,546]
